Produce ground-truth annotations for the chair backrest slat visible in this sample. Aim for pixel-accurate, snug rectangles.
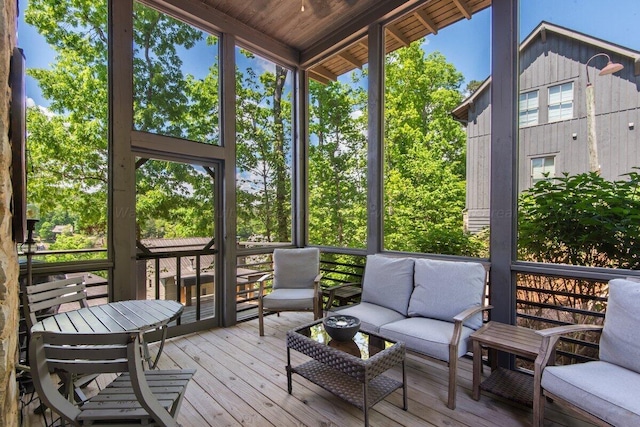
[24,276,88,331]
[39,331,136,375]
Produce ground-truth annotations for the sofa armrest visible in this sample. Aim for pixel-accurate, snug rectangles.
[450,304,493,347]
[453,304,493,323]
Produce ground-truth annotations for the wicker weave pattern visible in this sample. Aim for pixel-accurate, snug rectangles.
[287,318,407,423]
[293,360,404,409]
[287,321,405,382]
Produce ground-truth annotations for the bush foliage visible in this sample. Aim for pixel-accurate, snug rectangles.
[518,171,640,269]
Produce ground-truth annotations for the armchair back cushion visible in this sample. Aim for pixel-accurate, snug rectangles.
[599,278,640,373]
[361,255,414,316]
[273,248,320,289]
[408,258,486,330]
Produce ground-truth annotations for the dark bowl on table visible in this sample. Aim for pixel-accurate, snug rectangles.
[323,315,361,342]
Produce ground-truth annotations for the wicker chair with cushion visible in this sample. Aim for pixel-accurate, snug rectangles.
[258,248,323,336]
[533,278,640,427]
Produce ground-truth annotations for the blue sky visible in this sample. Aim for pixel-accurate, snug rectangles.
[17,0,640,107]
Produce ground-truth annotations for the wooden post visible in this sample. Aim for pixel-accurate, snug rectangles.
[585,83,600,173]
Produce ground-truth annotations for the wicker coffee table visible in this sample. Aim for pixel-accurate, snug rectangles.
[286,319,407,426]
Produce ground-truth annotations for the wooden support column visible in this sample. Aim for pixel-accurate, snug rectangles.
[367,23,384,255]
[109,0,140,301]
[295,69,309,247]
[221,33,237,327]
[490,0,519,367]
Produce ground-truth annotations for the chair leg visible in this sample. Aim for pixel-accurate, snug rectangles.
[258,299,264,336]
[447,357,458,410]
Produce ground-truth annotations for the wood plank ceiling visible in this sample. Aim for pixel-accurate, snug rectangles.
[198,0,491,82]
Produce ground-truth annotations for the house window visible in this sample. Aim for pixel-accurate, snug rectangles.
[519,90,539,126]
[531,156,555,184]
[548,82,573,122]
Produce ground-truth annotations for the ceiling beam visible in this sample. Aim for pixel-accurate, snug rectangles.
[307,70,332,85]
[140,0,300,67]
[300,0,423,68]
[338,50,364,69]
[452,0,472,20]
[309,65,338,81]
[386,23,410,46]
[414,9,438,35]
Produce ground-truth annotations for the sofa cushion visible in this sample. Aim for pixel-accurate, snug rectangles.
[379,317,474,362]
[361,255,415,316]
[408,258,486,329]
[262,288,315,311]
[599,278,640,374]
[273,248,319,289]
[542,361,640,426]
[332,302,406,334]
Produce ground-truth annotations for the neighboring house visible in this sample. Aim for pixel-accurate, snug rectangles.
[452,22,640,233]
[139,237,216,303]
[51,224,74,235]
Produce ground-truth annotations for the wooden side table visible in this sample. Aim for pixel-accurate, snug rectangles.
[470,321,548,407]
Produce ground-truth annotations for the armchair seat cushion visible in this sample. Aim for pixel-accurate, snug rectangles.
[332,302,406,334]
[380,317,474,362]
[542,360,640,427]
[262,288,316,311]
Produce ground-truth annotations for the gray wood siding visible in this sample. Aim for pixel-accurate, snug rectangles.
[464,29,640,233]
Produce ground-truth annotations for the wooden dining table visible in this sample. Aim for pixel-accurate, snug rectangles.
[31,299,183,369]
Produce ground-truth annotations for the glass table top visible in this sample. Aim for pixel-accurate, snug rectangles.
[294,320,397,360]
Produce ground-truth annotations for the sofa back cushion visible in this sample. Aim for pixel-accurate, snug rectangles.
[273,247,319,289]
[408,258,486,329]
[599,278,640,373]
[361,255,414,316]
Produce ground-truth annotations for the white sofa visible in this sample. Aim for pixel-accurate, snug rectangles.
[332,254,490,409]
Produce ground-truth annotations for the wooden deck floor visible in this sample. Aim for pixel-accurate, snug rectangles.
[22,312,596,427]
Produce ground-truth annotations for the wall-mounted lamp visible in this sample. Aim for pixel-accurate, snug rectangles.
[586,53,624,85]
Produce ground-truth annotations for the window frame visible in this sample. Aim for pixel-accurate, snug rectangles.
[547,82,574,123]
[530,155,556,185]
[519,89,539,127]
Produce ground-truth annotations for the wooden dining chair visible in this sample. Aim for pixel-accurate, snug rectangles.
[30,329,195,427]
[21,275,100,405]
[23,276,89,331]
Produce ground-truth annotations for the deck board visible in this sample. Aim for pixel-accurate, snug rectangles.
[22,312,597,427]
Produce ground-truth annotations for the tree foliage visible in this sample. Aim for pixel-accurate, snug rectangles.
[519,171,640,269]
[383,43,482,255]
[308,77,367,248]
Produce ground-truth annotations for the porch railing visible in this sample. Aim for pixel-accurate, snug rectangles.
[17,247,614,368]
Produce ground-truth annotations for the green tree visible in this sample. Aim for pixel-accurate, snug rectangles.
[308,77,367,248]
[235,55,292,243]
[383,42,480,255]
[25,1,216,244]
[465,79,484,95]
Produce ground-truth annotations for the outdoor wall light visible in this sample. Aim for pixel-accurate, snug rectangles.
[585,52,624,84]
